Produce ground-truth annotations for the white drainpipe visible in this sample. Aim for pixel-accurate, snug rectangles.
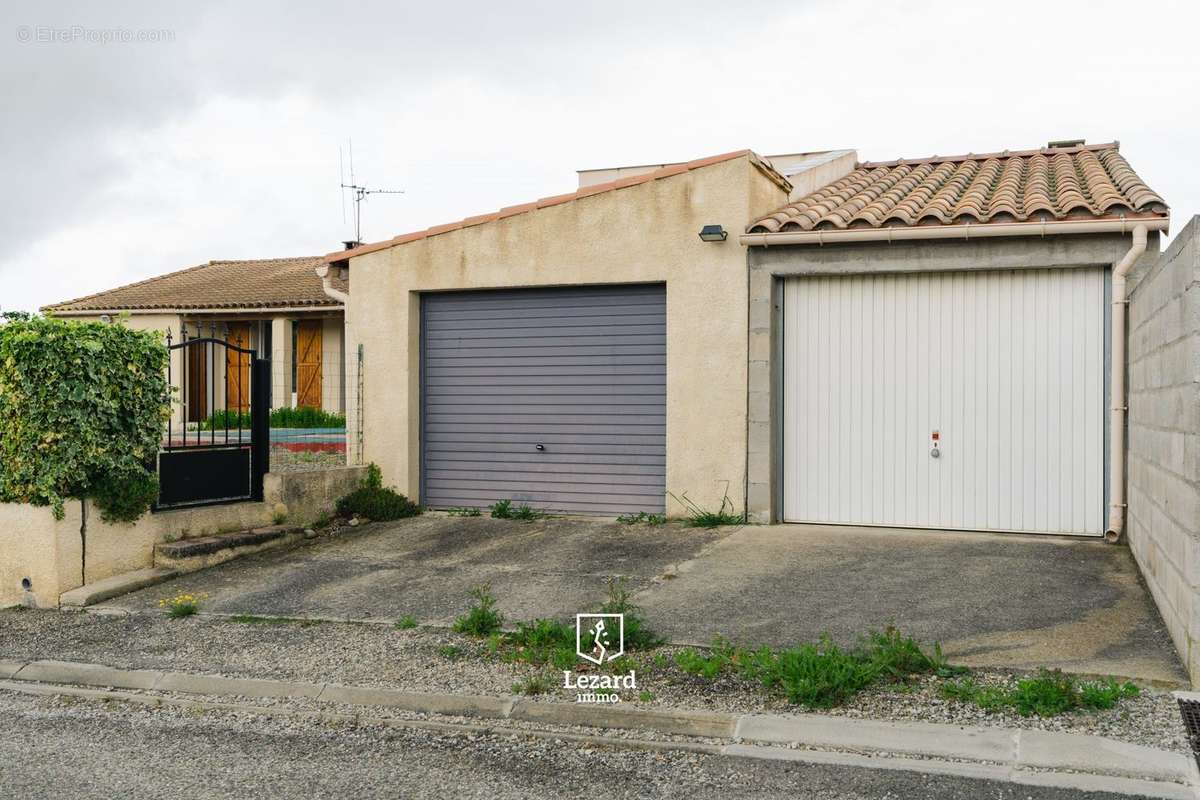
[1105,223,1149,543]
[315,264,349,307]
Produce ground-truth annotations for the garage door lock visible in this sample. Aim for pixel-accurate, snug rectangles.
[535,443,545,451]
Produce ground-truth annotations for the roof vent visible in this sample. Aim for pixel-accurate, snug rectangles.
[342,240,361,251]
[1047,138,1085,149]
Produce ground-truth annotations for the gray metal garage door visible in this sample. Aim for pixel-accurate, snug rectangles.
[421,284,666,515]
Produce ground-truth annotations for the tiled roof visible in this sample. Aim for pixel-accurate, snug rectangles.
[44,256,346,313]
[747,143,1167,234]
[329,150,785,263]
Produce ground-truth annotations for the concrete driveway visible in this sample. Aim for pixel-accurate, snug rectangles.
[99,516,1187,684]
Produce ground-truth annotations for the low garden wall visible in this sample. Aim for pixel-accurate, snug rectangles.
[0,465,367,609]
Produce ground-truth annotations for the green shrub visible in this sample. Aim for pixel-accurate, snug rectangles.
[362,462,383,490]
[490,499,513,518]
[270,406,346,429]
[0,314,169,520]
[940,669,1140,717]
[598,577,663,650]
[395,615,418,630]
[452,585,504,636]
[335,487,421,521]
[489,499,544,520]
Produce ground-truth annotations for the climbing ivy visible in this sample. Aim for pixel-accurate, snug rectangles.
[0,313,170,521]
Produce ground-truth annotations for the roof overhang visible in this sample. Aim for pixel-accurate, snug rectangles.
[47,304,344,317]
[739,216,1170,247]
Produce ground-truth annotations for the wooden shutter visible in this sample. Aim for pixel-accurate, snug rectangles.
[296,320,323,409]
[225,323,252,413]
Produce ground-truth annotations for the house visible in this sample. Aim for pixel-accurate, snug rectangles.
[326,140,1170,537]
[43,256,349,425]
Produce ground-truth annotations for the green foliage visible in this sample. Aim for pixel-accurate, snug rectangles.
[201,406,347,431]
[395,615,418,630]
[616,511,667,525]
[452,585,505,636]
[940,669,1141,717]
[598,577,663,650]
[362,462,383,490]
[676,626,960,709]
[512,671,555,696]
[438,644,463,660]
[0,314,169,520]
[158,592,206,619]
[447,506,482,517]
[668,488,745,528]
[336,486,421,521]
[489,499,544,521]
[638,690,654,702]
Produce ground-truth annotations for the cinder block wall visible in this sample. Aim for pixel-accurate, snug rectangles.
[1126,215,1200,684]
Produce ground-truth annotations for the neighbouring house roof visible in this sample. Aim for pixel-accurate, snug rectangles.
[747,142,1167,235]
[44,256,347,314]
[328,149,788,263]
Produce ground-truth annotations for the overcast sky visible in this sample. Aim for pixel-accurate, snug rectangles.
[2,0,1197,312]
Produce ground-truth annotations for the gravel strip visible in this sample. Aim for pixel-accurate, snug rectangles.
[0,608,1187,755]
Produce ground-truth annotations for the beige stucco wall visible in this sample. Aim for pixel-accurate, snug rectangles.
[0,468,360,608]
[345,154,790,515]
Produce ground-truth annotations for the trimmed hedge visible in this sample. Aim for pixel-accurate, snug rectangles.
[0,313,169,521]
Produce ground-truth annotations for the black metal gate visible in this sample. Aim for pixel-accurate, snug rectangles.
[157,326,270,509]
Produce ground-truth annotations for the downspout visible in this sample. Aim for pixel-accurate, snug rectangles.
[315,264,349,307]
[1105,223,1148,544]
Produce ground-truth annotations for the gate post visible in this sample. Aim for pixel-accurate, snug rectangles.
[251,358,271,501]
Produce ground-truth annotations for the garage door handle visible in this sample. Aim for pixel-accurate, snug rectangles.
[535,443,545,451]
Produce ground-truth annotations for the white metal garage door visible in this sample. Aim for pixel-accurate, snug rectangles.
[782,268,1105,536]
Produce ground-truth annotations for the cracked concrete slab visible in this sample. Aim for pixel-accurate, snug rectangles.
[97,516,1185,684]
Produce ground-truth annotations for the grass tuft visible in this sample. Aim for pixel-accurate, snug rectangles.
[447,506,482,517]
[941,669,1140,717]
[668,488,745,528]
[615,511,666,525]
[451,585,504,636]
[395,615,418,630]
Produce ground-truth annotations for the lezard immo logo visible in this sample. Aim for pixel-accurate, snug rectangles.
[575,613,624,665]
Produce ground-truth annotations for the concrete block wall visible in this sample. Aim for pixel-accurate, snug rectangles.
[1126,215,1200,684]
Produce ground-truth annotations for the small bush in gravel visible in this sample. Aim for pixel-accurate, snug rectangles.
[941,669,1140,717]
[438,645,464,661]
[336,486,421,522]
[489,499,512,518]
[675,627,961,709]
[512,671,555,696]
[158,592,206,619]
[452,585,504,636]
[598,577,663,650]
[489,499,545,521]
[395,615,418,630]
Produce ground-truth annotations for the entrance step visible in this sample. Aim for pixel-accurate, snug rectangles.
[60,567,179,608]
[154,525,302,574]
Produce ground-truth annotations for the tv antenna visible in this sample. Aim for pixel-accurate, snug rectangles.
[339,139,403,244]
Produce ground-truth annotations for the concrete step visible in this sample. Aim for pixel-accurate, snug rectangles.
[154,525,302,573]
[60,567,178,608]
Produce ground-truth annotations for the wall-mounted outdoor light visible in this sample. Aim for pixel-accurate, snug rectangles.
[698,224,728,242]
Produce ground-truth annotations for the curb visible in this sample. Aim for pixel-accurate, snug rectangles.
[2,658,1194,795]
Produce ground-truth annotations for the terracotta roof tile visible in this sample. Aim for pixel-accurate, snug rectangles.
[328,149,778,263]
[747,142,1167,234]
[44,256,345,313]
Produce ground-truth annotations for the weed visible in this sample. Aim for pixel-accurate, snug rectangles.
[363,463,383,490]
[638,690,654,702]
[598,577,663,650]
[861,626,966,680]
[395,615,418,630]
[230,614,291,625]
[668,487,745,528]
[158,592,206,619]
[272,509,288,525]
[490,499,544,521]
[438,644,463,660]
[940,670,1140,717]
[512,671,555,696]
[616,511,666,525]
[448,506,482,517]
[452,585,505,636]
[313,512,333,529]
[676,648,727,680]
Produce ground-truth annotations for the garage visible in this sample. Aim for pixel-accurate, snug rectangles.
[420,284,666,515]
[781,267,1106,536]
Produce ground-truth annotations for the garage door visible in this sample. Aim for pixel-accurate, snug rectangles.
[782,268,1105,535]
[421,285,666,515]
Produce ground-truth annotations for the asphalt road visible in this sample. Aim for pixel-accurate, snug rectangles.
[0,689,1156,800]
